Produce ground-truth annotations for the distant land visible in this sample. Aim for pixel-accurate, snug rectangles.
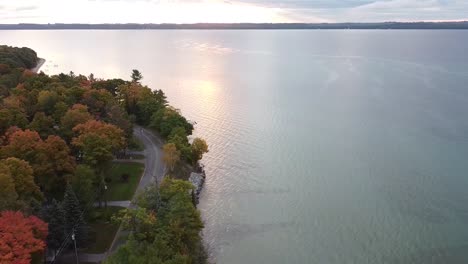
[1,22,468,30]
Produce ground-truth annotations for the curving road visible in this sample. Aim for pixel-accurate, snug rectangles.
[133,126,166,191]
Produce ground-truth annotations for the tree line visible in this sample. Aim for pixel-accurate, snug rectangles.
[0,47,208,263]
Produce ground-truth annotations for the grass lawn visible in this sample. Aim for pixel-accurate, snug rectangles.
[85,206,123,254]
[105,162,144,201]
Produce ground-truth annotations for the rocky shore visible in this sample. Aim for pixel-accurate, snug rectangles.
[189,170,206,204]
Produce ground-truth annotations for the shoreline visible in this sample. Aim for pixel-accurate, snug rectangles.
[31,58,45,73]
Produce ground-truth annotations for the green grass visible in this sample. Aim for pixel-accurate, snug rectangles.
[85,206,123,254]
[105,162,144,201]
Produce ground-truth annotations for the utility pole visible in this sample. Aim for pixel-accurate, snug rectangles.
[72,229,79,264]
[104,183,108,209]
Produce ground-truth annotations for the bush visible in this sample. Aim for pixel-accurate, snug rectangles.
[121,173,129,183]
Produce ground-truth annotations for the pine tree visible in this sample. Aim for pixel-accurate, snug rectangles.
[40,199,65,256]
[62,184,87,245]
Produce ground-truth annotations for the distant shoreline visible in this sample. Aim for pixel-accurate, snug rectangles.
[1,22,468,30]
[31,58,45,73]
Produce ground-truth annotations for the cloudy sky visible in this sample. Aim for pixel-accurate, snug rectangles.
[0,0,467,24]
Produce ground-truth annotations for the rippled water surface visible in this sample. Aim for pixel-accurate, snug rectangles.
[2,30,468,263]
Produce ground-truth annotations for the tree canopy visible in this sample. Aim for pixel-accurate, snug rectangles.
[0,211,48,264]
[0,45,208,262]
[0,45,38,69]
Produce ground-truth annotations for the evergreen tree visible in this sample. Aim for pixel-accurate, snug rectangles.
[40,199,65,256]
[62,184,87,245]
[130,69,143,83]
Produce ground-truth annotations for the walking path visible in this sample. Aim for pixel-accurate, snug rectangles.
[93,200,131,208]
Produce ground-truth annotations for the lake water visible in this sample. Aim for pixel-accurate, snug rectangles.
[2,30,468,263]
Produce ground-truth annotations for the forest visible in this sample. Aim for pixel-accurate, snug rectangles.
[0,46,207,264]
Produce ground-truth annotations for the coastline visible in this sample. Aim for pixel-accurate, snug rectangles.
[31,58,45,73]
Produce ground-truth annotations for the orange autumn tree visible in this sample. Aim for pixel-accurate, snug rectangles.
[0,211,48,264]
[0,129,76,197]
[60,104,93,140]
[72,120,126,171]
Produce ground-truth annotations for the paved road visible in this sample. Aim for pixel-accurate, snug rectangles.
[134,126,166,190]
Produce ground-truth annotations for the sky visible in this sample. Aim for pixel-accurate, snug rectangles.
[0,0,467,24]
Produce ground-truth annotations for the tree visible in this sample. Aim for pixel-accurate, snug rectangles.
[162,143,180,172]
[28,112,55,138]
[0,165,18,211]
[136,183,161,213]
[62,184,87,245]
[0,130,75,197]
[191,138,209,165]
[37,90,59,115]
[158,178,204,259]
[73,132,114,170]
[73,120,126,151]
[135,88,167,126]
[150,106,193,138]
[105,104,133,137]
[0,158,43,209]
[60,104,93,140]
[167,127,192,163]
[0,211,48,264]
[71,164,96,208]
[81,88,113,116]
[0,129,42,162]
[131,69,143,83]
[107,178,205,264]
[52,101,69,123]
[72,120,126,172]
[116,83,143,115]
[39,199,65,256]
[114,207,156,241]
[35,135,76,197]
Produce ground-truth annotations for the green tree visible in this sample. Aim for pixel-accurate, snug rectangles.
[113,207,157,241]
[0,158,43,209]
[62,184,87,245]
[150,107,193,138]
[40,199,65,257]
[135,89,167,126]
[190,138,208,165]
[37,90,59,115]
[71,164,96,209]
[167,127,192,163]
[0,164,18,211]
[131,69,143,83]
[136,183,161,213]
[28,112,55,138]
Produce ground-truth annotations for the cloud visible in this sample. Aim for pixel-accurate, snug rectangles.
[0,0,467,23]
[232,0,374,9]
[15,5,38,11]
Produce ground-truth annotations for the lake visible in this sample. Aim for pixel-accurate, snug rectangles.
[2,30,468,263]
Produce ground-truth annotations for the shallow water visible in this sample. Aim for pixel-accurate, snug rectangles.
[2,30,468,263]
